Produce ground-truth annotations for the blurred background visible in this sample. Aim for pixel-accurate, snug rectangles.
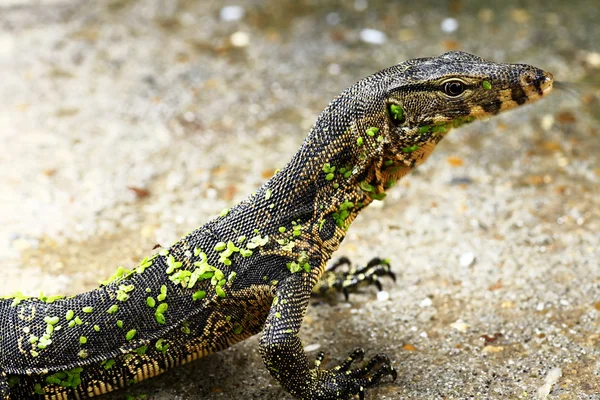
[0,1,598,399]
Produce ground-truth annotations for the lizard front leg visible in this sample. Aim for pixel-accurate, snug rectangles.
[260,271,396,399]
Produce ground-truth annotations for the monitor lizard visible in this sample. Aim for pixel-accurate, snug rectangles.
[0,51,554,400]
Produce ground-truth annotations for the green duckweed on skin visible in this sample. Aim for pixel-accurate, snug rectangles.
[116,284,135,302]
[34,383,45,395]
[192,290,206,301]
[402,145,420,153]
[332,200,354,229]
[44,316,59,325]
[39,293,64,304]
[7,376,20,388]
[107,305,119,314]
[389,104,404,122]
[157,285,167,302]
[322,163,336,181]
[156,303,168,314]
[214,242,227,252]
[360,181,374,192]
[155,303,168,325]
[45,367,84,389]
[165,256,182,275]
[366,127,379,137]
[99,266,133,286]
[37,336,51,349]
[155,338,169,355]
[102,359,115,370]
[1,291,30,306]
[215,285,227,298]
[246,234,268,249]
[136,257,153,274]
[146,297,156,308]
[419,125,431,134]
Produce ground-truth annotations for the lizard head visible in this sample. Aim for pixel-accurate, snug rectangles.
[356,51,553,173]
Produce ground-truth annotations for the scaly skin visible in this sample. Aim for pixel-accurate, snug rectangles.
[0,51,553,400]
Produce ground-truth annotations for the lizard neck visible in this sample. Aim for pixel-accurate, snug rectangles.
[261,103,415,263]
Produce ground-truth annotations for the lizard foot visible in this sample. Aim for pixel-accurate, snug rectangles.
[314,256,396,300]
[307,349,397,400]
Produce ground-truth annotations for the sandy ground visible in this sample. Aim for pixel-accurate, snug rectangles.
[1,0,599,399]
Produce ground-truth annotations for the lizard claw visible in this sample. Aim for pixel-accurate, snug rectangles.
[313,257,396,300]
[307,349,396,399]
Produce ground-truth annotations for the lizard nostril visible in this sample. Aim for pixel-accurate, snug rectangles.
[541,71,554,83]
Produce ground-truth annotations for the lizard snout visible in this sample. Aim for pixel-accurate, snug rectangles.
[521,69,554,97]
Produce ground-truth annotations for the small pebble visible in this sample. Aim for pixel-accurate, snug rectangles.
[326,12,340,26]
[360,29,387,45]
[398,29,415,42]
[220,6,245,22]
[304,343,321,352]
[440,18,459,33]
[544,12,560,26]
[0,33,15,56]
[537,367,562,399]
[482,345,504,353]
[585,51,600,68]
[478,9,494,23]
[354,0,368,12]
[451,319,469,332]
[183,111,195,122]
[328,63,341,75]
[459,252,476,267]
[540,114,554,131]
[510,8,531,23]
[377,290,390,302]
[419,298,433,308]
[230,31,250,47]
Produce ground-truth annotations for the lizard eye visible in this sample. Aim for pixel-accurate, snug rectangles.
[443,80,466,97]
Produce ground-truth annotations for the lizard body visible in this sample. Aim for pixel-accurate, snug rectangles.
[0,51,553,399]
